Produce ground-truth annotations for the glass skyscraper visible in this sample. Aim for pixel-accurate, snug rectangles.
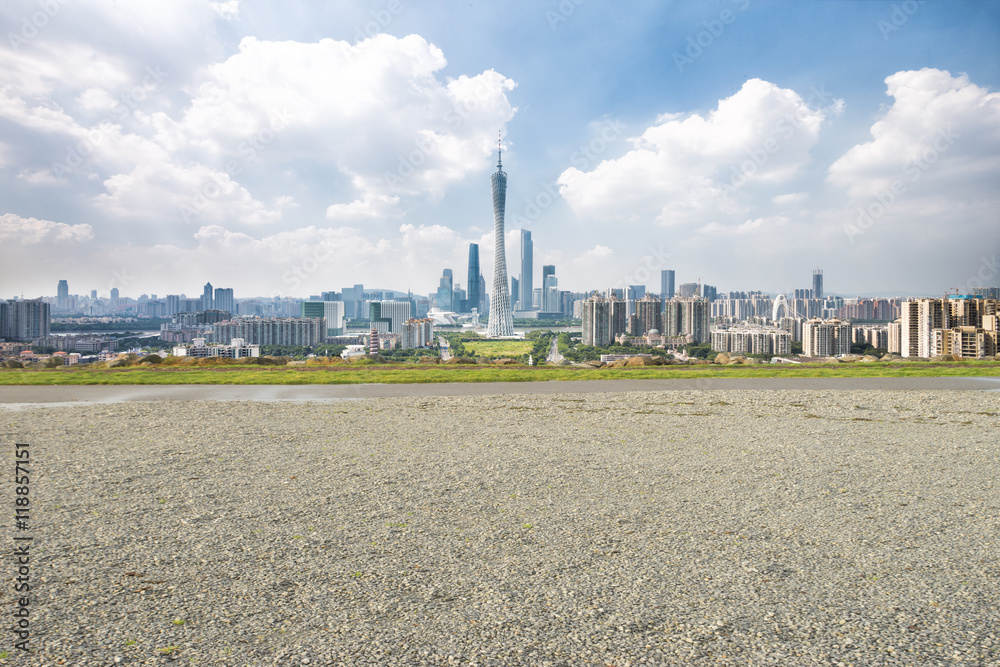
[487,139,514,337]
[520,229,533,311]
[466,243,480,314]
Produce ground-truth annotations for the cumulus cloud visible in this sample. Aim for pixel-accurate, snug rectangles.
[327,195,402,222]
[0,213,93,243]
[558,78,831,225]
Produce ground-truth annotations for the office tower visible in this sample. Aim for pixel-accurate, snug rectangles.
[541,265,554,298]
[511,277,519,310]
[57,280,69,310]
[436,269,454,311]
[90,289,98,300]
[200,282,212,310]
[488,139,514,337]
[370,301,412,334]
[702,284,717,302]
[301,301,345,338]
[813,269,824,300]
[479,275,487,313]
[520,229,533,312]
[678,283,700,298]
[467,244,480,314]
[110,288,119,300]
[341,284,364,319]
[660,270,675,300]
[214,288,235,315]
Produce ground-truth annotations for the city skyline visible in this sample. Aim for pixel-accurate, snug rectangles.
[1,2,999,299]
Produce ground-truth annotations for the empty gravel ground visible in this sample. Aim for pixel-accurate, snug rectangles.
[5,389,999,666]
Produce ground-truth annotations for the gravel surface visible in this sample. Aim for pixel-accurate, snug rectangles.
[6,390,999,665]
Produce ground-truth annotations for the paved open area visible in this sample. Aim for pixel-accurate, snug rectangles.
[6,389,999,665]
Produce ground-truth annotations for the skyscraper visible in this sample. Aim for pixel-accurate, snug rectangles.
[466,244,480,314]
[202,282,213,311]
[488,138,514,337]
[813,269,824,300]
[520,229,533,311]
[56,280,69,310]
[660,270,675,300]
[436,269,454,311]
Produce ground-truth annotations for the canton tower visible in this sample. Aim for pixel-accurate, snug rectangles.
[487,135,514,338]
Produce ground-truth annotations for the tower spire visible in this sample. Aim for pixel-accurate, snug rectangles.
[497,130,502,169]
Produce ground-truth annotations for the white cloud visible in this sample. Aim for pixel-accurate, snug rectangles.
[0,213,93,243]
[558,79,828,225]
[326,195,401,222]
[178,35,516,199]
[828,68,1000,200]
[772,192,808,205]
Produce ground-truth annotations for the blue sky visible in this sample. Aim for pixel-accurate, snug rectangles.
[1,0,998,301]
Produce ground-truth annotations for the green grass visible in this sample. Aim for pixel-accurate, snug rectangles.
[0,360,998,385]
[461,340,534,357]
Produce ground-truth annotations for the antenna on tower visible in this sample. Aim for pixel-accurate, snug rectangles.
[497,130,502,169]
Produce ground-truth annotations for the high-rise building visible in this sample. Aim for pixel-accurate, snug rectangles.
[678,282,700,298]
[680,297,711,344]
[802,318,851,357]
[0,299,51,340]
[202,283,214,311]
[511,277,519,310]
[660,270,675,300]
[541,265,554,294]
[582,293,626,347]
[634,294,662,335]
[370,300,412,334]
[214,287,235,315]
[57,280,69,310]
[436,269,454,311]
[520,229,533,311]
[813,269,824,301]
[301,301,345,338]
[488,139,514,337]
[466,244,480,315]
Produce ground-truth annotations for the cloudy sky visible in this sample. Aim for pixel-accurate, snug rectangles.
[1,0,998,301]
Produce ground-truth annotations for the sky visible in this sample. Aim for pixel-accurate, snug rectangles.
[1,0,999,301]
